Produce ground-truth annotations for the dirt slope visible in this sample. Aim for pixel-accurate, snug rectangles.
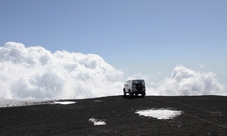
[0,96,226,136]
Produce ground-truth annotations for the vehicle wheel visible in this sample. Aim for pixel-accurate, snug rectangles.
[123,89,126,96]
[129,90,133,98]
[141,92,145,97]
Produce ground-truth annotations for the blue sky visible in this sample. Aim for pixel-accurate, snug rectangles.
[1,0,227,84]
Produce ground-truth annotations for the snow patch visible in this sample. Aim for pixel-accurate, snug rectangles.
[54,101,76,105]
[136,109,182,120]
[89,118,106,126]
[0,97,47,108]
[94,100,102,102]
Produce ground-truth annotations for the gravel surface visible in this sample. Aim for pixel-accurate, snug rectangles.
[0,95,227,136]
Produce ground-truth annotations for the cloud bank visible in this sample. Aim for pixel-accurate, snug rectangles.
[0,42,123,100]
[145,65,227,96]
[0,42,226,100]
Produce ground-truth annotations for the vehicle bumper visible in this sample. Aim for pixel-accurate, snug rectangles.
[132,90,146,94]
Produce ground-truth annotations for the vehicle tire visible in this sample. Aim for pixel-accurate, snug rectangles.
[141,92,145,97]
[123,89,126,96]
[129,92,133,97]
[129,90,133,98]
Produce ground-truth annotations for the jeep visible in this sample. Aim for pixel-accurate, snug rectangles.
[123,79,146,97]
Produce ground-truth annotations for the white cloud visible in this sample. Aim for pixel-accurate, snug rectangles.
[198,64,204,68]
[127,73,149,80]
[147,65,227,96]
[0,42,124,100]
[0,42,226,100]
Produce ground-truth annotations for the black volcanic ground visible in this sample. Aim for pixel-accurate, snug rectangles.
[0,95,227,136]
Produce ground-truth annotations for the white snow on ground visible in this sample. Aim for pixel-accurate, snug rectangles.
[136,109,182,120]
[94,100,102,102]
[54,101,76,105]
[0,97,45,108]
[0,97,77,108]
[89,118,106,126]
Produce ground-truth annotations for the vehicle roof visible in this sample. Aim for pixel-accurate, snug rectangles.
[127,79,144,81]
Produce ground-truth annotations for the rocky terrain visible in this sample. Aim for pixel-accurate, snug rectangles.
[0,95,227,136]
